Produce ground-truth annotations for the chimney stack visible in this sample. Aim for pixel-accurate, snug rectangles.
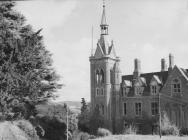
[168,53,174,71]
[133,58,141,78]
[161,58,167,72]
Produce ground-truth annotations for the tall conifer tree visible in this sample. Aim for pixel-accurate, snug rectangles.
[0,2,62,119]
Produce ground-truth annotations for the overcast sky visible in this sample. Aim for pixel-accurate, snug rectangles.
[15,0,188,102]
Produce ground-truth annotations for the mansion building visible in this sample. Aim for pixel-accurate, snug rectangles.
[89,4,188,134]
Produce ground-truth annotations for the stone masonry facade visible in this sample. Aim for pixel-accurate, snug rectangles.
[89,4,188,134]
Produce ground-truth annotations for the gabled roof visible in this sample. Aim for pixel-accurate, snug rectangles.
[122,71,169,93]
[175,66,188,81]
[122,80,132,87]
[152,75,162,84]
[122,71,168,86]
[95,35,117,58]
[121,65,188,96]
[108,44,117,58]
[140,77,147,85]
[98,35,110,55]
[94,43,104,58]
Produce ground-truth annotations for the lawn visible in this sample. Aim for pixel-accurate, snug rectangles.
[93,134,188,140]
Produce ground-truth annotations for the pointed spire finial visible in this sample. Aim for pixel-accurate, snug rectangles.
[103,0,105,7]
[101,0,107,25]
[91,26,94,56]
[100,0,108,35]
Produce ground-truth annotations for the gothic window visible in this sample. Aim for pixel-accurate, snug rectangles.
[96,88,100,96]
[122,88,125,97]
[99,104,104,115]
[101,88,104,96]
[96,69,100,84]
[135,102,142,116]
[110,70,113,84]
[151,102,159,116]
[96,104,99,110]
[99,69,104,84]
[101,104,104,115]
[172,78,181,94]
[123,102,127,115]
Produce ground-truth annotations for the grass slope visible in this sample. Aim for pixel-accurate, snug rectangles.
[94,135,188,140]
[0,121,32,140]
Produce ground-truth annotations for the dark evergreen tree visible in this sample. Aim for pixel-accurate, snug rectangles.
[89,105,104,135]
[0,2,62,120]
[78,98,90,133]
[81,98,87,113]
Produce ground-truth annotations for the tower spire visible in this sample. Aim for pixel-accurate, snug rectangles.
[100,0,108,35]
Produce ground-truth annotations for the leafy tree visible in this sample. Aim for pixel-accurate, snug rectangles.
[0,2,62,120]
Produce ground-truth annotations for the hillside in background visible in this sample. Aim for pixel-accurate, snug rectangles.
[60,101,83,114]
[36,100,83,115]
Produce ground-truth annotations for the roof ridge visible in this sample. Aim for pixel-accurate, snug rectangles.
[122,71,168,77]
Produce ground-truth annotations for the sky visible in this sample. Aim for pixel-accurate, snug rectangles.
[15,0,188,102]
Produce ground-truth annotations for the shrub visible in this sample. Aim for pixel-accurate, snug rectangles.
[15,120,39,140]
[161,112,179,136]
[180,128,188,136]
[123,124,137,134]
[97,128,112,137]
[74,131,90,140]
[36,116,67,140]
[89,135,97,139]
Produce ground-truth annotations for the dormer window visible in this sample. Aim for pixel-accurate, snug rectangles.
[150,75,161,95]
[122,80,132,97]
[172,78,181,94]
[135,86,143,96]
[122,87,130,97]
[151,86,157,94]
[151,85,157,95]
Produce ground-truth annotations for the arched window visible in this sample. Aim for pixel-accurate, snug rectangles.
[172,78,181,94]
[96,69,100,84]
[110,70,113,84]
[101,104,104,115]
[99,104,104,115]
[95,104,100,114]
[101,88,104,96]
[99,69,104,84]
[96,88,100,96]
